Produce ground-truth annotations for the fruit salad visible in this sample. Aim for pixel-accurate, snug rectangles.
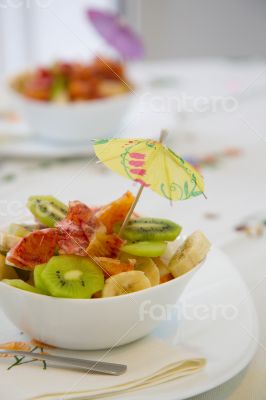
[11,58,131,103]
[0,192,211,299]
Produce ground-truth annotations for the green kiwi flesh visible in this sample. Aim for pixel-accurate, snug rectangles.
[3,279,43,294]
[8,224,31,237]
[27,195,68,227]
[8,223,44,237]
[119,218,182,242]
[121,241,167,257]
[41,255,104,299]
[34,264,50,295]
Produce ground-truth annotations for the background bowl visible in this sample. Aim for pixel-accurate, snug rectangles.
[0,259,203,350]
[8,86,134,144]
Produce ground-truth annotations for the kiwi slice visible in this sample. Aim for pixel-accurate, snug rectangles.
[121,241,167,257]
[34,264,50,295]
[3,279,43,294]
[21,223,44,231]
[119,218,182,242]
[41,255,104,299]
[27,195,68,228]
[8,224,30,238]
[8,223,43,237]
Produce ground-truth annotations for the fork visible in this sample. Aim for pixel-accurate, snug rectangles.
[0,350,127,375]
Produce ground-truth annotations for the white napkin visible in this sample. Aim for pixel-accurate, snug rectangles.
[31,337,205,400]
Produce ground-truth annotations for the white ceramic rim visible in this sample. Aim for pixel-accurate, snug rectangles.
[110,248,259,399]
[179,262,259,399]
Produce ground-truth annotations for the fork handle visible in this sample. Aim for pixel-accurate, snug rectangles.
[0,350,127,375]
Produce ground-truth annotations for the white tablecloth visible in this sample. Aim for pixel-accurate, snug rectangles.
[1,59,266,399]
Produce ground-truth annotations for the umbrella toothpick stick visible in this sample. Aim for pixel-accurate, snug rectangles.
[119,130,167,237]
[119,184,144,236]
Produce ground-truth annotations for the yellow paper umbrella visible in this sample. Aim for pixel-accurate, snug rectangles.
[93,134,205,232]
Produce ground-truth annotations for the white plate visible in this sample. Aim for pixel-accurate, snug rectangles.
[0,131,90,159]
[0,248,258,399]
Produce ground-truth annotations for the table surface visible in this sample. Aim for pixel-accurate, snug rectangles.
[0,59,266,400]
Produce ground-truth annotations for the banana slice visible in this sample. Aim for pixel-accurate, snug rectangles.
[102,271,151,297]
[168,231,211,278]
[160,236,183,264]
[135,258,160,286]
[0,233,20,254]
[153,257,171,276]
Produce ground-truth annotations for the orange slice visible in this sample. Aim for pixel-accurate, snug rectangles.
[87,232,124,258]
[96,191,135,233]
[94,257,135,277]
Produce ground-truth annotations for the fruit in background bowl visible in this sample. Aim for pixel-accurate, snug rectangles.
[8,58,134,143]
[0,192,211,349]
[11,58,131,103]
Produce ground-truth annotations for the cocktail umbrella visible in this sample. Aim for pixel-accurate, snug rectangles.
[93,132,205,234]
[87,9,145,60]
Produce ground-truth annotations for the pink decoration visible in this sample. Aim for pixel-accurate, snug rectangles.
[129,160,144,167]
[129,152,145,159]
[134,178,150,187]
[130,168,146,176]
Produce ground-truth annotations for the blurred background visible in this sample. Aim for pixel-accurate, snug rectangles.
[1,0,266,75]
[0,0,266,241]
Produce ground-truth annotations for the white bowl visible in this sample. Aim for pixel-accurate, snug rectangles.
[8,86,134,144]
[0,260,203,350]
